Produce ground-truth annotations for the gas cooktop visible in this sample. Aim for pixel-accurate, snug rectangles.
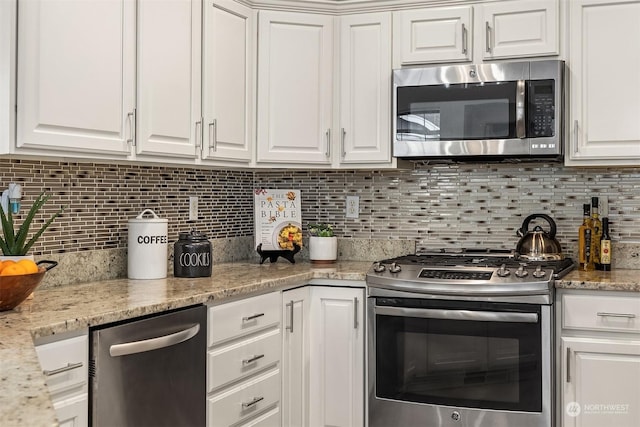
[366,249,576,303]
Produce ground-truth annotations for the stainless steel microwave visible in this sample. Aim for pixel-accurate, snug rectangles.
[393,60,565,161]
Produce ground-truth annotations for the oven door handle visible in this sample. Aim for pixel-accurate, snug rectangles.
[375,306,538,323]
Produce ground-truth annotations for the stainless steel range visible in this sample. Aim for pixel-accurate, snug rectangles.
[366,249,575,427]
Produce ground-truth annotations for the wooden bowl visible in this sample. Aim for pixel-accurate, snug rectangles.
[0,260,57,311]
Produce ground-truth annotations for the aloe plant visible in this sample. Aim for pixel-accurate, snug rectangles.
[0,192,64,256]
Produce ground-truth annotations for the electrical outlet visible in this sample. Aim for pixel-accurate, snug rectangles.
[346,195,359,219]
[189,196,198,221]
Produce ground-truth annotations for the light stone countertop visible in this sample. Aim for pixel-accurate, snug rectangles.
[0,261,370,427]
[1,261,638,426]
[556,268,640,292]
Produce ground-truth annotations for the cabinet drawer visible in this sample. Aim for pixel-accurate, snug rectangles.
[239,406,280,427]
[208,329,281,392]
[209,292,281,345]
[35,334,88,395]
[208,369,280,427]
[563,293,640,333]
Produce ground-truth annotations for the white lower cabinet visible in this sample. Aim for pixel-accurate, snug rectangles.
[559,290,640,427]
[34,330,89,427]
[207,291,282,427]
[282,284,365,427]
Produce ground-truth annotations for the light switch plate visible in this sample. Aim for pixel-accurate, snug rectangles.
[189,196,198,221]
[346,196,359,219]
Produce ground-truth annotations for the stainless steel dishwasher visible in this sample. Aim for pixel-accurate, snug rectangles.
[90,305,206,426]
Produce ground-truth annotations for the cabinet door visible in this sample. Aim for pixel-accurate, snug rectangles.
[136,0,201,158]
[281,286,311,427]
[202,0,253,163]
[16,0,135,155]
[339,13,391,165]
[309,287,364,427]
[256,11,333,164]
[393,6,471,66]
[566,0,640,166]
[0,0,15,154]
[561,337,640,427]
[481,0,559,60]
[54,394,89,427]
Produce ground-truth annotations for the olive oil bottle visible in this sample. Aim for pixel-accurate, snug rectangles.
[591,197,603,269]
[600,217,612,271]
[578,203,595,271]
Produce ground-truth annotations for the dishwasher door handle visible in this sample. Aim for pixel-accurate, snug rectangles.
[109,324,200,357]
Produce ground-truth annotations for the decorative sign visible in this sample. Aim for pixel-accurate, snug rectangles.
[254,189,302,251]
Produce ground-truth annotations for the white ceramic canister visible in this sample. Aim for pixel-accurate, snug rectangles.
[128,209,168,279]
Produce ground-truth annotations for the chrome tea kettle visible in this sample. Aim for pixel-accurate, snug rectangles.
[516,214,564,261]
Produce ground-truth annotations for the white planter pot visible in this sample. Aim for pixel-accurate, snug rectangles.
[0,254,35,262]
[309,236,337,264]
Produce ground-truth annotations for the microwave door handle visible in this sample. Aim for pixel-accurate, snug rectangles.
[375,306,538,323]
[516,80,526,139]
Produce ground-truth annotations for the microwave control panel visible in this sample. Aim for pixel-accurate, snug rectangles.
[527,80,555,138]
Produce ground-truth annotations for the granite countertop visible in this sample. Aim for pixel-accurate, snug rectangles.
[0,261,370,427]
[556,269,640,292]
[1,261,638,426]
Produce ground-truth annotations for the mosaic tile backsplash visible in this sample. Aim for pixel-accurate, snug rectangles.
[2,158,639,263]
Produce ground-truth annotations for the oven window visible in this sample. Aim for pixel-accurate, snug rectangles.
[375,299,542,412]
[396,81,517,141]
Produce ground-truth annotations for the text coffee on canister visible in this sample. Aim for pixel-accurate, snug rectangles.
[174,230,212,278]
[128,209,168,279]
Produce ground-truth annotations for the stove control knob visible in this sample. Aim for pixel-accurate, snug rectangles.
[389,262,402,274]
[496,264,510,277]
[532,265,546,278]
[373,262,386,273]
[515,264,529,278]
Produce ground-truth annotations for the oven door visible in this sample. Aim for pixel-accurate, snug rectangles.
[368,297,553,427]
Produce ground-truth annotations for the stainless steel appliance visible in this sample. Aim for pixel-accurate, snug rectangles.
[393,60,564,161]
[90,305,206,426]
[367,250,575,427]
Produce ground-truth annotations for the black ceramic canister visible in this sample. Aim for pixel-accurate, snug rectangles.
[173,230,212,278]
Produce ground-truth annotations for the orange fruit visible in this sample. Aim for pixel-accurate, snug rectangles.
[0,260,16,274]
[17,259,39,274]
[0,263,27,276]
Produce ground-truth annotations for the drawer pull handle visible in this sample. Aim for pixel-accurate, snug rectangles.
[242,354,265,365]
[242,313,265,322]
[43,362,83,377]
[597,312,636,319]
[242,396,264,409]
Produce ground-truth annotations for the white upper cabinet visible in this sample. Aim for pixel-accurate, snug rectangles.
[566,0,640,166]
[393,6,472,66]
[0,0,16,155]
[393,0,559,66]
[17,0,135,156]
[256,10,334,165]
[136,0,202,159]
[201,0,254,164]
[339,12,392,165]
[480,0,559,60]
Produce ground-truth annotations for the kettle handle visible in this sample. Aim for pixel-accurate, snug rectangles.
[519,214,557,238]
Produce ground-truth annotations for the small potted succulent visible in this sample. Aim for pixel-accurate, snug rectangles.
[308,223,337,264]
[0,191,64,258]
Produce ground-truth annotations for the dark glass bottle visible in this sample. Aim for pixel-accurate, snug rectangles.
[600,217,612,271]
